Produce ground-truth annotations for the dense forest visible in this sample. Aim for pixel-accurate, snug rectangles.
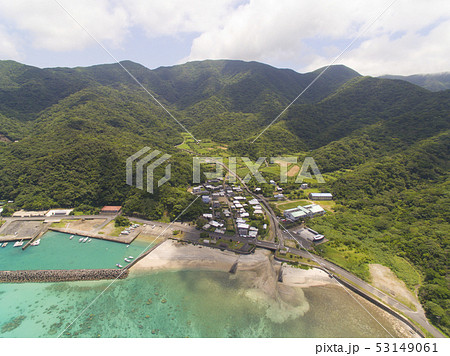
[0,59,448,334]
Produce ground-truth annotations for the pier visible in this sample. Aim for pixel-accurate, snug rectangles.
[49,227,141,244]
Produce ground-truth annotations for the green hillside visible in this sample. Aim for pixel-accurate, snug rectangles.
[0,59,448,334]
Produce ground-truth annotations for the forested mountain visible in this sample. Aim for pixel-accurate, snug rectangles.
[0,59,448,334]
[380,72,450,92]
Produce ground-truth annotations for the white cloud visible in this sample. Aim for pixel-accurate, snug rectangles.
[0,0,130,51]
[186,0,450,75]
[122,0,240,37]
[0,25,21,59]
[0,0,448,75]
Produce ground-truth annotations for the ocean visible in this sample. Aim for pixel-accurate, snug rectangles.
[0,232,406,338]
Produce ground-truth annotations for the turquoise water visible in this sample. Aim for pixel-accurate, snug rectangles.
[0,231,149,270]
[0,270,403,338]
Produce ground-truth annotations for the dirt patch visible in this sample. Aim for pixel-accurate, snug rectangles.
[287,165,300,177]
[0,134,11,143]
[369,264,419,310]
[67,219,106,232]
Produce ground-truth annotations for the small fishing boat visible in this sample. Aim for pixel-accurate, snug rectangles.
[1,242,8,248]
[69,235,74,240]
[83,237,88,243]
[116,264,123,268]
[87,239,92,243]
[128,256,134,259]
[79,238,83,242]
[13,240,24,247]
[124,258,131,263]
[126,245,130,248]
[31,239,41,246]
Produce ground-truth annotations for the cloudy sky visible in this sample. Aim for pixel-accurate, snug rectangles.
[0,0,449,75]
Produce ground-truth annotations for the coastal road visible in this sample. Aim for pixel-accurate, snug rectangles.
[284,244,445,338]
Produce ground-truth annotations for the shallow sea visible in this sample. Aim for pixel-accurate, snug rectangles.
[0,231,405,338]
[0,270,404,338]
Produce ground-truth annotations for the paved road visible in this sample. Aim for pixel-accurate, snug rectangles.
[284,242,445,338]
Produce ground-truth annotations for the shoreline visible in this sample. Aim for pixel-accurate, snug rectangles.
[130,240,420,338]
[131,240,333,288]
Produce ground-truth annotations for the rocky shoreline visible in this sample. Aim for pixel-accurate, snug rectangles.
[0,269,128,283]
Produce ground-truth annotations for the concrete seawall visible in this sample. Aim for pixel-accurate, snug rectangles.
[0,269,128,283]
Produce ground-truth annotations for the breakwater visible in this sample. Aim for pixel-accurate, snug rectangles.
[0,269,128,283]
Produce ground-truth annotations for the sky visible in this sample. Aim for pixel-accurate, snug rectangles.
[0,0,449,76]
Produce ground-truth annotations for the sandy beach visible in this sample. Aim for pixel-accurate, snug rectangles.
[131,239,333,287]
[130,240,421,338]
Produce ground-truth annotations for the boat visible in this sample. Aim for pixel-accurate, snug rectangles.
[69,235,74,240]
[126,245,130,248]
[128,256,134,259]
[31,239,41,246]
[83,237,88,243]
[116,264,123,268]
[13,240,24,247]
[1,242,8,248]
[124,258,131,263]
[87,239,92,243]
[79,238,83,242]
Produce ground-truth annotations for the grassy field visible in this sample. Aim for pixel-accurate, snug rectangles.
[176,134,229,157]
[276,199,310,210]
[316,244,371,280]
[50,220,69,228]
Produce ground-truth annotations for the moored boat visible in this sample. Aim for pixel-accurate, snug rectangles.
[31,239,41,246]
[116,264,123,268]
[1,242,8,248]
[13,240,24,247]
[124,258,131,263]
[69,235,74,240]
[128,256,134,259]
[79,238,83,242]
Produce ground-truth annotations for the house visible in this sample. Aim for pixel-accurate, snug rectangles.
[253,209,263,215]
[254,187,262,193]
[248,198,259,205]
[303,204,325,217]
[210,220,223,228]
[283,204,325,221]
[248,230,258,238]
[269,180,276,185]
[237,223,250,237]
[212,201,221,208]
[202,224,211,230]
[202,195,211,204]
[284,207,308,221]
[300,183,308,189]
[234,196,246,201]
[309,193,333,201]
[192,186,204,194]
[46,209,73,217]
[203,213,213,219]
[274,194,285,200]
[101,206,122,214]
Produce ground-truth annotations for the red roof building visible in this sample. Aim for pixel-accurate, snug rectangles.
[101,206,122,214]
